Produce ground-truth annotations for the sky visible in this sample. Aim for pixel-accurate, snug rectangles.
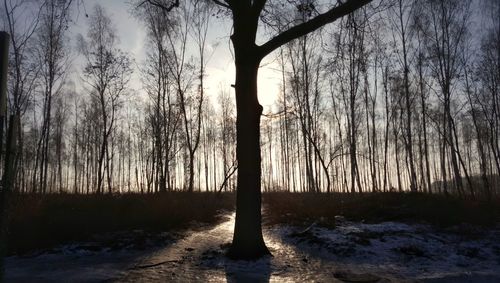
[8,0,489,112]
[68,0,282,110]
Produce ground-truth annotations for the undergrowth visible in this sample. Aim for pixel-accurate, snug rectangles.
[263,192,500,227]
[6,192,234,255]
[6,191,499,255]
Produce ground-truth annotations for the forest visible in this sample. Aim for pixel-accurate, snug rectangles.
[1,0,500,281]
[0,0,498,197]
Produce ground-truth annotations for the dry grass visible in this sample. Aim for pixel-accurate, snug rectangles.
[5,192,234,255]
[6,191,499,255]
[263,192,500,227]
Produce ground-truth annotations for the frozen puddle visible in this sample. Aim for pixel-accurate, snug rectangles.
[4,212,500,282]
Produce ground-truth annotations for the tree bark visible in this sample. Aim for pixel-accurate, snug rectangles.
[228,40,270,258]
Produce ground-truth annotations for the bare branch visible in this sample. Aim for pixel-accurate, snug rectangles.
[139,0,180,11]
[258,0,372,58]
[211,0,230,9]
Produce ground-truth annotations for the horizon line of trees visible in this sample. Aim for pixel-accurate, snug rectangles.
[1,0,499,199]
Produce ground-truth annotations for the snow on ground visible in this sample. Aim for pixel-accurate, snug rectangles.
[271,216,500,282]
[4,230,179,282]
[4,212,500,282]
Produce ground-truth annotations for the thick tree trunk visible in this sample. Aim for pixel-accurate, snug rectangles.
[222,0,371,259]
[227,40,270,259]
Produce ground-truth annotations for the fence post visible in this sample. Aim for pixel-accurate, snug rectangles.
[0,30,10,281]
[0,32,9,164]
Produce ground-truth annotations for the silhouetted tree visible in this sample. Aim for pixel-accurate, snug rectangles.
[2,0,42,192]
[78,4,132,194]
[145,0,372,259]
[33,0,72,193]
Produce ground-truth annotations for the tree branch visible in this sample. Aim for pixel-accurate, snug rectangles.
[211,0,230,9]
[139,0,180,12]
[252,0,267,16]
[218,162,238,194]
[258,0,372,58]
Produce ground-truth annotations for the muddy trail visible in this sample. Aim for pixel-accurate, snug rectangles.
[5,211,500,282]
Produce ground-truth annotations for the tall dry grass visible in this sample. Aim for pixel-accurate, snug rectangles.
[6,192,234,254]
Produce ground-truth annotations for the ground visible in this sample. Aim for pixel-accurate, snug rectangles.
[5,211,500,282]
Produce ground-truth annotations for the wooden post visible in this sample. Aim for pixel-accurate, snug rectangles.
[0,115,17,280]
[0,32,9,162]
[0,30,9,281]
[2,115,18,191]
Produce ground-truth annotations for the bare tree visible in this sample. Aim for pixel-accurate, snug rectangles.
[78,4,132,194]
[331,11,368,193]
[32,0,72,193]
[138,3,181,192]
[421,0,472,196]
[164,0,372,259]
[411,8,432,193]
[2,0,42,192]
[390,0,417,192]
[217,86,236,192]
[475,5,500,179]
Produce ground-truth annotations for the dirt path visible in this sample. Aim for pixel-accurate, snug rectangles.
[120,212,500,282]
[120,213,396,282]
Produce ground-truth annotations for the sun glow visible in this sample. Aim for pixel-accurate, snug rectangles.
[258,63,282,110]
[205,61,282,112]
